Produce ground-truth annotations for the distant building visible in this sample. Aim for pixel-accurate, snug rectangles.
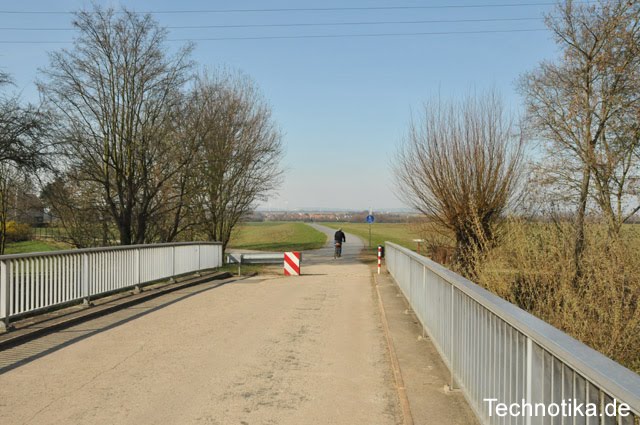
[9,193,52,227]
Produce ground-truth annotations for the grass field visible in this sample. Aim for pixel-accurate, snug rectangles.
[3,240,71,255]
[228,222,327,251]
[320,222,424,251]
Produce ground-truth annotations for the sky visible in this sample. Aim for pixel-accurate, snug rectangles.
[0,0,561,211]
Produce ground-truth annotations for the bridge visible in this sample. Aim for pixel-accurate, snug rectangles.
[0,224,638,425]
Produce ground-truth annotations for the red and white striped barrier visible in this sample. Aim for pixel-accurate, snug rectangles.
[284,251,301,276]
[377,246,382,274]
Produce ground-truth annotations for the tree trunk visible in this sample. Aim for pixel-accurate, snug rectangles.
[101,219,108,246]
[118,218,132,245]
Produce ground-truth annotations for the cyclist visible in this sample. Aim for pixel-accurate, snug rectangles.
[334,228,346,259]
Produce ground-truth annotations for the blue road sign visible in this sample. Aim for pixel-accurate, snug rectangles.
[366,215,375,224]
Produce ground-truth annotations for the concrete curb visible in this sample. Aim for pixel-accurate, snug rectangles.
[0,270,233,350]
[373,271,415,425]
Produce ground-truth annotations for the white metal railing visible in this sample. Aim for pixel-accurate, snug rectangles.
[385,242,640,425]
[0,242,223,330]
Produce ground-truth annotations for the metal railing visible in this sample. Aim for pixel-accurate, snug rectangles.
[385,242,640,425]
[227,252,284,265]
[0,242,223,330]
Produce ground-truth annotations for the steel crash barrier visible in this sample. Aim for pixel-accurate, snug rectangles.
[0,242,223,330]
[385,242,640,425]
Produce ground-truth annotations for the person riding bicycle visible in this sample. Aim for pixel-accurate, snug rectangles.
[334,228,346,258]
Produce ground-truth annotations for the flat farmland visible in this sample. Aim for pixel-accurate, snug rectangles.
[228,222,327,251]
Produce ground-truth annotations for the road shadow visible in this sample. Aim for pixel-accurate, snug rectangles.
[0,277,239,375]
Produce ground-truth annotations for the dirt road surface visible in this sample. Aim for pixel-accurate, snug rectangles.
[0,226,401,425]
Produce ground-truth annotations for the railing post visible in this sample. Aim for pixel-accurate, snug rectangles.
[170,245,176,282]
[134,248,141,293]
[407,258,413,311]
[525,337,533,425]
[422,266,427,339]
[195,245,201,276]
[450,283,458,390]
[82,253,90,305]
[1,260,11,331]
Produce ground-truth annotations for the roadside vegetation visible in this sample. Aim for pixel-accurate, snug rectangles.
[474,221,640,372]
[228,222,327,252]
[392,1,640,372]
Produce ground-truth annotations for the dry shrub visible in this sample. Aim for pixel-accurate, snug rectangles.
[476,219,640,373]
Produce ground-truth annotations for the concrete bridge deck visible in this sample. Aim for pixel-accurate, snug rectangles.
[0,225,476,425]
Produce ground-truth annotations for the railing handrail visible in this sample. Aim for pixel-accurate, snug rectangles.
[1,241,224,329]
[386,241,640,413]
[0,241,222,260]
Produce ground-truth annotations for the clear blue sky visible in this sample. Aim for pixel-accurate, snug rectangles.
[0,0,559,211]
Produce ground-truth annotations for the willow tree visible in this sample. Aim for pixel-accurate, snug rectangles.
[38,6,193,245]
[394,92,524,277]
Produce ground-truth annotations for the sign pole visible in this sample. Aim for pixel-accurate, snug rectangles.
[366,212,375,249]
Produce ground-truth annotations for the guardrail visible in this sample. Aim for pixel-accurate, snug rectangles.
[0,242,223,330]
[385,242,640,425]
[227,252,284,265]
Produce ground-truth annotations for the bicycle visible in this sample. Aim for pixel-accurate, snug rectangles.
[334,241,342,259]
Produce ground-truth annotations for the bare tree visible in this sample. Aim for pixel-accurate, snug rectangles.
[0,108,49,172]
[144,100,201,243]
[38,5,193,245]
[520,0,640,275]
[189,71,283,251]
[0,72,51,169]
[41,175,114,248]
[394,92,524,277]
[0,73,51,253]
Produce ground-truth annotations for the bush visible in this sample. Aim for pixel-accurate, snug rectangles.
[5,221,32,242]
[475,220,640,373]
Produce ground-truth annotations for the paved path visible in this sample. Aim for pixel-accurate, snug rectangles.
[0,227,401,425]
